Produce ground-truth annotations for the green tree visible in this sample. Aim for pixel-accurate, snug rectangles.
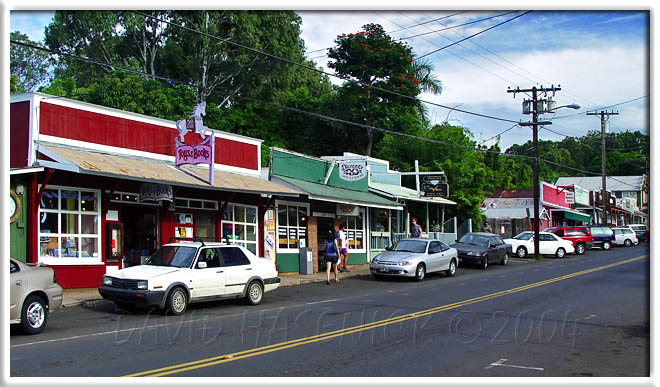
[328,23,442,155]
[10,31,52,92]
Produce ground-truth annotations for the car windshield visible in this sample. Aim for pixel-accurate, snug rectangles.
[513,232,533,240]
[144,246,197,268]
[391,240,428,253]
[631,226,646,231]
[459,234,490,247]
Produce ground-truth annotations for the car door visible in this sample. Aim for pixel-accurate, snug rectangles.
[190,248,226,299]
[541,233,559,254]
[10,260,27,320]
[427,241,443,272]
[489,237,504,262]
[439,241,453,270]
[221,247,253,295]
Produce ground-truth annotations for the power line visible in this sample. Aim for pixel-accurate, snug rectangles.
[131,11,520,125]
[305,11,469,55]
[416,11,532,61]
[480,124,520,145]
[551,95,648,120]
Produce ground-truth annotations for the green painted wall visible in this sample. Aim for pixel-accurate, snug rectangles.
[271,149,369,192]
[10,178,27,263]
[276,253,299,273]
[346,252,366,265]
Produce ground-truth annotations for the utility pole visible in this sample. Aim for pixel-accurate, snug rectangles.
[508,85,560,259]
[587,110,618,226]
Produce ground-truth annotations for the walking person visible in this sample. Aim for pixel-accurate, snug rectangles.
[337,223,350,272]
[481,220,492,233]
[323,230,340,284]
[411,217,423,238]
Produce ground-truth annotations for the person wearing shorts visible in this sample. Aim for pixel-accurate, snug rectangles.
[337,223,350,272]
[324,230,340,284]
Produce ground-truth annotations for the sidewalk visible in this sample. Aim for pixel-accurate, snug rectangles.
[61,264,372,307]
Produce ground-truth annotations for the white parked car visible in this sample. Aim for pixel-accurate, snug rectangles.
[98,241,280,315]
[505,231,576,258]
[612,227,639,247]
[370,238,458,281]
[10,258,63,334]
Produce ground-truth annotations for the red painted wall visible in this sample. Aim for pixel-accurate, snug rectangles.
[39,102,259,171]
[10,101,31,168]
[50,265,107,289]
[542,183,569,207]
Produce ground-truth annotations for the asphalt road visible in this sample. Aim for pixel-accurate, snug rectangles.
[10,243,649,377]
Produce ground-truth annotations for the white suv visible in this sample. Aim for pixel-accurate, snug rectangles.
[612,227,639,247]
[98,241,280,315]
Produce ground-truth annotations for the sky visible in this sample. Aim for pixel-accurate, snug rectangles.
[8,9,651,153]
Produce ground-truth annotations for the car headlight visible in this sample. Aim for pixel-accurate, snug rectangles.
[137,280,148,290]
[398,260,412,266]
[467,252,481,256]
[102,276,113,286]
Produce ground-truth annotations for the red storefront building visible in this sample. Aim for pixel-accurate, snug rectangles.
[10,92,298,288]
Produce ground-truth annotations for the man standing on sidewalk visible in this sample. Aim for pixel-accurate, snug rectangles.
[337,223,350,272]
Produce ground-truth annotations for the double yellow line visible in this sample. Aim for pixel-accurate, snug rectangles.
[125,255,647,377]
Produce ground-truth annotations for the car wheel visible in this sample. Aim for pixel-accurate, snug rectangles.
[516,246,527,258]
[245,281,264,305]
[372,274,384,280]
[603,241,611,250]
[19,294,48,335]
[415,263,426,282]
[481,256,488,270]
[555,248,566,258]
[624,239,632,247]
[166,287,188,315]
[445,260,457,277]
[575,243,586,255]
[501,253,509,266]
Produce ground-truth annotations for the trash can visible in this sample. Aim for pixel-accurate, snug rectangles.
[298,247,313,274]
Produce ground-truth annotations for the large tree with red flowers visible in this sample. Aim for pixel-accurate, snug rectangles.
[328,23,441,155]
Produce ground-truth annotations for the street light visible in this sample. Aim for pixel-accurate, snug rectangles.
[546,103,581,113]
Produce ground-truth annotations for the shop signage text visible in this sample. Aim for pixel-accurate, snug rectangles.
[565,191,575,204]
[140,183,173,202]
[337,204,359,216]
[175,102,215,185]
[421,175,449,198]
[338,162,367,181]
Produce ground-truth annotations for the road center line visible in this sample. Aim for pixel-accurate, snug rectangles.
[125,254,647,377]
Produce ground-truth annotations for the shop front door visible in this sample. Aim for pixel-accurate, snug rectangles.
[121,207,158,267]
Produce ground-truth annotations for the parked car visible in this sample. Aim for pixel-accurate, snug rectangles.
[370,238,458,281]
[10,258,63,335]
[628,224,649,242]
[588,226,615,250]
[543,226,593,255]
[451,232,512,269]
[98,241,280,315]
[612,227,639,247]
[504,231,576,258]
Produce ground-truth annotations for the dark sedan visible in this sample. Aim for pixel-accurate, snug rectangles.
[451,232,512,270]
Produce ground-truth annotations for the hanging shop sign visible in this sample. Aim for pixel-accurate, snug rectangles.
[565,191,575,204]
[573,185,590,206]
[338,161,367,181]
[10,189,21,223]
[337,204,359,216]
[140,183,173,202]
[421,175,449,198]
[175,102,215,185]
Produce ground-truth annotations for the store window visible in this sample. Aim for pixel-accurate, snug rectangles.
[338,209,365,251]
[222,203,258,254]
[277,201,309,251]
[38,186,102,264]
[370,208,389,232]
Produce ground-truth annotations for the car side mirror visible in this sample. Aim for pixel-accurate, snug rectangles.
[197,261,207,269]
[385,246,392,251]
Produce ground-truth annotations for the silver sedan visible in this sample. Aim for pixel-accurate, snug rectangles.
[370,238,458,281]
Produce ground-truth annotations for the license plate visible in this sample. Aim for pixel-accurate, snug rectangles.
[380,268,390,273]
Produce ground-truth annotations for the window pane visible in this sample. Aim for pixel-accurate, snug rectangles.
[278,205,287,227]
[246,207,257,223]
[234,206,245,223]
[61,237,79,258]
[189,200,203,209]
[81,237,98,258]
[222,222,237,240]
[356,213,364,230]
[40,237,58,257]
[223,205,234,221]
[195,213,216,241]
[61,213,79,234]
[40,189,59,209]
[81,215,98,234]
[246,243,257,255]
[246,225,256,242]
[39,212,58,234]
[81,191,98,212]
[234,224,245,241]
[298,207,307,228]
[203,201,216,209]
[61,190,79,210]
[288,206,297,227]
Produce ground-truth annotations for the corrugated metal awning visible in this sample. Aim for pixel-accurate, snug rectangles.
[37,144,301,196]
[369,181,456,205]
